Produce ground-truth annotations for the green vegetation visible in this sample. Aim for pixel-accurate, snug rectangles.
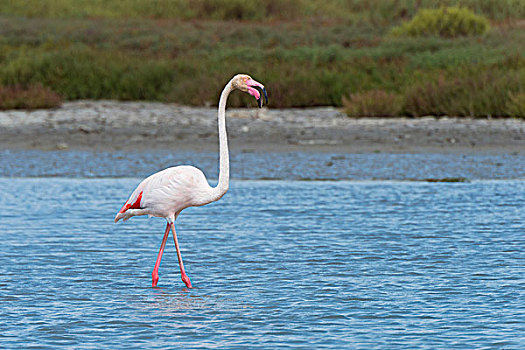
[0,0,524,117]
[390,7,490,37]
[0,0,302,21]
[1,0,524,21]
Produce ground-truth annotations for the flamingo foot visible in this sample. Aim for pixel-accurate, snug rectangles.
[182,274,193,288]
[152,272,159,287]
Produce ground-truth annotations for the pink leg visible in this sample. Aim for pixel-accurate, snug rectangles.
[152,223,170,287]
[170,223,193,288]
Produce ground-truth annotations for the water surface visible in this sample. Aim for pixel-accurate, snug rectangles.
[0,178,523,349]
[1,149,524,180]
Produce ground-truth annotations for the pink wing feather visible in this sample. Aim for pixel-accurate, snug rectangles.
[115,166,212,222]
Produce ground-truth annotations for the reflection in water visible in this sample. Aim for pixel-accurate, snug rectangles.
[142,286,254,319]
[149,288,209,314]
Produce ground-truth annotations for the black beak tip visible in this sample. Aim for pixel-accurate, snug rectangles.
[263,88,268,105]
[257,98,262,108]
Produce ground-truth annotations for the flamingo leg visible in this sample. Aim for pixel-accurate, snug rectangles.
[152,223,170,287]
[170,223,193,288]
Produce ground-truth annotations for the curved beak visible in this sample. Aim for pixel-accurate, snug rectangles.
[246,78,268,108]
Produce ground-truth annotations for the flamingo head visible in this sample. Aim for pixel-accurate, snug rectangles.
[232,74,268,108]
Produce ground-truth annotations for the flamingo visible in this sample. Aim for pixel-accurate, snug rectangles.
[114,74,267,288]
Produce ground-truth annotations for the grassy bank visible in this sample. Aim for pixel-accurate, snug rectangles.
[0,0,524,117]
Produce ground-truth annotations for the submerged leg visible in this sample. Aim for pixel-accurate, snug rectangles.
[170,223,193,288]
[152,223,170,287]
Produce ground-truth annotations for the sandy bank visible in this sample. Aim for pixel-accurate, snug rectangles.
[1,101,524,154]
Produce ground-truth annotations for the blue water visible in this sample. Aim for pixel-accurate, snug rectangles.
[1,149,524,180]
[0,176,524,349]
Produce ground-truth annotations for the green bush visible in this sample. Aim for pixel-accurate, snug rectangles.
[0,84,61,110]
[0,47,173,101]
[391,6,490,38]
[426,0,525,21]
[343,90,402,117]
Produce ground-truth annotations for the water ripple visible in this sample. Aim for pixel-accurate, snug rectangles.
[0,178,523,349]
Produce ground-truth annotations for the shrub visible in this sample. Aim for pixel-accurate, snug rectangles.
[505,93,525,118]
[402,69,525,117]
[428,0,525,21]
[0,84,61,110]
[343,90,402,117]
[0,47,173,101]
[391,6,490,38]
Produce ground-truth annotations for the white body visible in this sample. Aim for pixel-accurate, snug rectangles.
[116,165,222,222]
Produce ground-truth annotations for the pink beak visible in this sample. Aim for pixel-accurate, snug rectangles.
[246,78,268,108]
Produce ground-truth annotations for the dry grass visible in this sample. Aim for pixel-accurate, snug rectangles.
[0,84,61,110]
[343,90,402,117]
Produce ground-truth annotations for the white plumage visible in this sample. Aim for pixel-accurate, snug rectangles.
[114,74,267,288]
[115,166,214,222]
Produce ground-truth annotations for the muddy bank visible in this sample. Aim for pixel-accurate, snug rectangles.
[0,101,524,153]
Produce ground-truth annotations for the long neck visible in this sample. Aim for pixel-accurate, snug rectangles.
[210,80,233,201]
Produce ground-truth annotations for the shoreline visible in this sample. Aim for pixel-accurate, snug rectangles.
[1,100,524,154]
